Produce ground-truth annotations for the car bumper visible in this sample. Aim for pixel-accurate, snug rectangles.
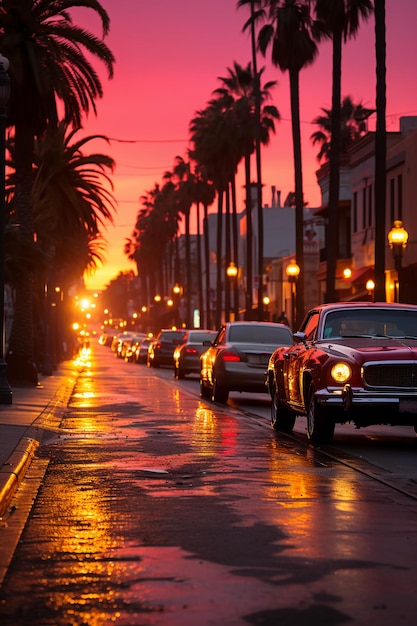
[316,384,417,414]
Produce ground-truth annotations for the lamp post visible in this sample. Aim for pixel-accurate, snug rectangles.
[226,262,238,321]
[285,261,300,331]
[0,54,12,404]
[388,220,408,302]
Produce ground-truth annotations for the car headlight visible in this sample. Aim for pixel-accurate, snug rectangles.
[331,362,352,383]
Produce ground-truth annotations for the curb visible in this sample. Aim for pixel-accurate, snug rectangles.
[0,438,39,517]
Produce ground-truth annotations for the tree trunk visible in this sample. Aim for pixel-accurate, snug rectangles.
[6,119,38,385]
[374,0,387,302]
[244,154,253,319]
[325,28,343,304]
[289,68,305,328]
[215,189,224,328]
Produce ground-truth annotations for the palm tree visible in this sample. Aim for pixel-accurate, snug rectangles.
[190,100,241,327]
[311,95,375,162]
[373,0,386,302]
[7,121,116,371]
[256,0,318,327]
[0,0,114,384]
[313,0,373,303]
[212,60,279,319]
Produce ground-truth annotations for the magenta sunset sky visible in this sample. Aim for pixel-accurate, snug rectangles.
[79,0,417,291]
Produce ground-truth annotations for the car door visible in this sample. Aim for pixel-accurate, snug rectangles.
[286,312,319,407]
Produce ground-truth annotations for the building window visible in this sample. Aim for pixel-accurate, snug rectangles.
[362,187,367,229]
[353,191,358,232]
[398,174,403,220]
[368,183,373,227]
[390,178,395,223]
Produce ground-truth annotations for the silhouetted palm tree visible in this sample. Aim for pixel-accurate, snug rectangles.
[311,95,375,162]
[213,60,279,319]
[257,0,318,326]
[313,0,373,302]
[0,0,114,383]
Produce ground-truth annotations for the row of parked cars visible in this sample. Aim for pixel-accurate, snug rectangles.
[100,301,417,444]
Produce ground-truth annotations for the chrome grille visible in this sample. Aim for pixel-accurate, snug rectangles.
[363,363,417,389]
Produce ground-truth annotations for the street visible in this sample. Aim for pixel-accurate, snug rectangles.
[1,342,417,625]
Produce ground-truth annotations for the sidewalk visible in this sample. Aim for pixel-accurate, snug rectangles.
[0,360,78,517]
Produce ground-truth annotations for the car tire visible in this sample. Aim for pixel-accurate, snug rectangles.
[200,379,211,399]
[270,384,296,433]
[212,378,228,404]
[307,387,335,443]
[177,366,185,380]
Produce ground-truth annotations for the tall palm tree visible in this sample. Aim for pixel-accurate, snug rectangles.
[256,0,318,326]
[311,95,375,162]
[313,0,373,303]
[0,0,114,384]
[213,60,279,319]
[190,100,241,327]
[373,0,386,302]
[9,121,116,371]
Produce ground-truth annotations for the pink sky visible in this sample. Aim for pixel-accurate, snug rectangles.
[80,0,417,291]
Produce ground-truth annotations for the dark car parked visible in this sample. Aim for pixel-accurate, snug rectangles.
[173,329,217,379]
[147,329,187,368]
[200,321,293,403]
[266,301,417,443]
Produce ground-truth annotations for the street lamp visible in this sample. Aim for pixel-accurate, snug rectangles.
[0,54,12,403]
[285,261,300,330]
[388,220,408,302]
[226,262,238,321]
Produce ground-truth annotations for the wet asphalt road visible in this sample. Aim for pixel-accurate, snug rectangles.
[1,344,417,625]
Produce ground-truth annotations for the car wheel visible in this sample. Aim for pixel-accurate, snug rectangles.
[174,364,179,379]
[270,384,296,433]
[307,387,335,443]
[200,379,211,399]
[212,378,228,404]
[177,367,185,380]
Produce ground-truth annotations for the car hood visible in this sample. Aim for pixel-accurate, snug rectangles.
[319,337,417,363]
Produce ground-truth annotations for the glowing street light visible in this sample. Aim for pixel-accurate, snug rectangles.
[286,261,300,330]
[388,220,408,302]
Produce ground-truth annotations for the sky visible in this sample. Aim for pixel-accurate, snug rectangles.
[79,0,417,292]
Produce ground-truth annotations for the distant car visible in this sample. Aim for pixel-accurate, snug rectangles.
[111,331,137,357]
[266,301,417,444]
[173,329,217,379]
[147,329,188,368]
[200,321,293,403]
[135,336,153,364]
[121,333,147,361]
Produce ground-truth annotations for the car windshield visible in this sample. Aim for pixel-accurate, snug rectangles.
[189,331,215,342]
[323,309,417,339]
[228,325,292,344]
[161,331,186,341]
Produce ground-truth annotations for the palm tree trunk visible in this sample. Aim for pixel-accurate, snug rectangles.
[250,0,264,320]
[215,189,224,328]
[6,120,38,385]
[231,176,239,319]
[374,0,387,302]
[196,201,204,327]
[289,68,305,328]
[203,204,211,328]
[325,28,343,304]
[244,154,253,319]
[225,183,231,321]
[185,210,191,327]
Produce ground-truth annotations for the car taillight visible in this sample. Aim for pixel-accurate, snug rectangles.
[184,347,198,355]
[221,349,241,362]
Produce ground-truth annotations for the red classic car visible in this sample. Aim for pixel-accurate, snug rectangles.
[266,302,417,443]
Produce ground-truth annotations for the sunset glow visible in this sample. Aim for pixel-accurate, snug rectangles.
[81,0,417,291]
